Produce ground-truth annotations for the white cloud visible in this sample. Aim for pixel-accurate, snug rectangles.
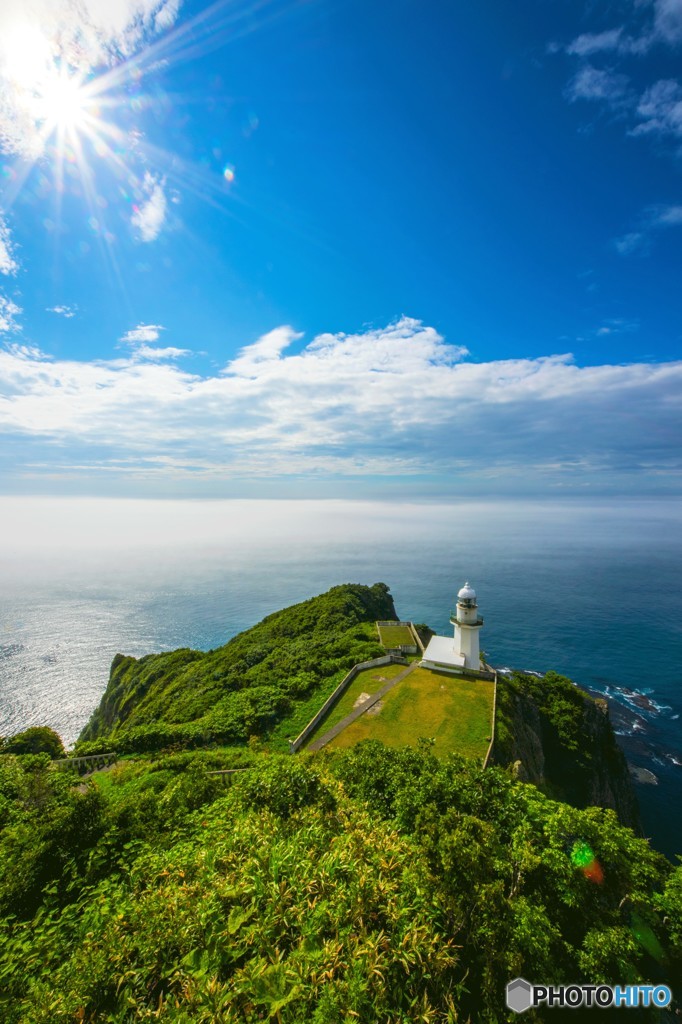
[131,172,167,242]
[615,203,682,255]
[119,322,189,360]
[564,0,682,59]
[565,65,630,103]
[0,317,680,491]
[653,0,682,45]
[0,219,18,276]
[121,323,165,345]
[566,29,625,57]
[0,295,21,332]
[154,0,180,32]
[226,326,301,378]
[614,231,646,255]
[3,341,47,359]
[653,204,682,224]
[134,344,190,360]
[47,304,76,318]
[595,318,640,336]
[0,0,183,159]
[632,78,682,137]
[560,1,682,151]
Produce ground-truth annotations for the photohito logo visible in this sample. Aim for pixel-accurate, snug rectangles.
[506,978,672,1013]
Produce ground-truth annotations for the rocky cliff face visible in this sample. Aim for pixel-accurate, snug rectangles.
[491,673,641,832]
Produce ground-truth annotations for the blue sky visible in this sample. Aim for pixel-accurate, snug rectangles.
[0,0,681,497]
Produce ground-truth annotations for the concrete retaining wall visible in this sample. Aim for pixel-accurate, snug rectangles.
[408,622,425,654]
[289,655,407,753]
[482,672,499,769]
[420,660,495,681]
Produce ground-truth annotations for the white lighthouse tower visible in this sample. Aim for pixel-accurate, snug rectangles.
[450,582,483,670]
[422,581,485,674]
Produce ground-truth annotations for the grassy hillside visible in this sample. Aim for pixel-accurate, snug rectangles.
[2,585,681,1021]
[0,745,680,1023]
[77,583,396,756]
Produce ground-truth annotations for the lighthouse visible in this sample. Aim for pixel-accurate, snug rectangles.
[450,582,483,670]
[421,580,485,675]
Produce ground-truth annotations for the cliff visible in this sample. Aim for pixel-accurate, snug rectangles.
[77,582,396,755]
[77,583,641,833]
[491,670,641,832]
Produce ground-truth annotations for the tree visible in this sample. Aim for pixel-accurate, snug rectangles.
[1,727,65,760]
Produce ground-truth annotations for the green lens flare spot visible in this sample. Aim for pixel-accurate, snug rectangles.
[571,840,594,868]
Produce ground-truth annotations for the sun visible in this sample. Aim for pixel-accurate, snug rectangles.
[38,68,93,135]
[2,22,98,146]
[0,20,124,258]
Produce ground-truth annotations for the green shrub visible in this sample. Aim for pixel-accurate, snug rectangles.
[237,756,337,818]
[1,727,65,760]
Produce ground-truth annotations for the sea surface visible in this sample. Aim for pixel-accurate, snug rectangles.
[1,497,681,858]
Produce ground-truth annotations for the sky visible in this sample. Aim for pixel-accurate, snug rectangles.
[0,0,681,499]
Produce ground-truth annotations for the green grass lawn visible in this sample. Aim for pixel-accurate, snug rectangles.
[377,622,415,647]
[302,662,409,748]
[328,667,495,762]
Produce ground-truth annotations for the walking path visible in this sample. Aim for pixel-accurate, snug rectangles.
[307,661,419,752]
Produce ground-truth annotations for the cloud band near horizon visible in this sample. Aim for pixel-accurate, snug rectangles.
[1,317,681,495]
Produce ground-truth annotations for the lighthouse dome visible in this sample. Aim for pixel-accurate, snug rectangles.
[457,582,476,601]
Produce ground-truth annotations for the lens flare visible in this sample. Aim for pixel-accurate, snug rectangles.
[570,840,593,868]
[630,912,665,961]
[582,860,604,884]
[223,164,235,183]
[570,840,604,883]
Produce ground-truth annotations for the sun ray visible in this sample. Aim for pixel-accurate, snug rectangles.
[82,0,281,103]
[66,125,133,311]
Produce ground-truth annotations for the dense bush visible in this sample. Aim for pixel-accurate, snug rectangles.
[0,754,106,918]
[0,746,679,1022]
[4,583,680,1020]
[330,743,681,1014]
[237,756,337,818]
[1,726,65,759]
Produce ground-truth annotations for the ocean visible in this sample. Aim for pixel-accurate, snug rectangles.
[1,497,681,859]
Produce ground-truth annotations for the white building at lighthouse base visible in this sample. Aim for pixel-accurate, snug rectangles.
[422,581,486,676]
[422,635,467,672]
